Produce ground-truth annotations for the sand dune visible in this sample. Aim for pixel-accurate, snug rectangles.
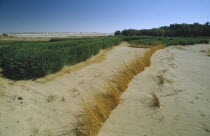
[98,44,210,136]
[0,42,146,136]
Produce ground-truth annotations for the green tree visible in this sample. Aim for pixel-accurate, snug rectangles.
[114,30,122,36]
[122,29,142,36]
[203,22,210,36]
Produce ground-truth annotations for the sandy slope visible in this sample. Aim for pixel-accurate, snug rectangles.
[98,44,210,136]
[0,42,146,136]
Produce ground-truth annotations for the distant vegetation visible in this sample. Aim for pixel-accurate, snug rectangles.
[115,22,210,37]
[121,28,165,36]
[0,36,208,80]
[2,33,9,37]
[128,37,209,46]
[0,22,210,80]
[49,37,92,42]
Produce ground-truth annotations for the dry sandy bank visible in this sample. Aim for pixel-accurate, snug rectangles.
[98,44,210,136]
[0,42,146,136]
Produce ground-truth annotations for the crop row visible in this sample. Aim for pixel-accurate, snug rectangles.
[0,37,123,80]
[0,36,209,80]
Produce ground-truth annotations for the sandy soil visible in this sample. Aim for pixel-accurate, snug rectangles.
[98,44,210,136]
[0,42,146,136]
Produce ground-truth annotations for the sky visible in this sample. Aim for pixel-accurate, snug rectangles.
[0,0,209,33]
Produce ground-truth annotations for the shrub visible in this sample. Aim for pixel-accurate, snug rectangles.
[2,33,9,37]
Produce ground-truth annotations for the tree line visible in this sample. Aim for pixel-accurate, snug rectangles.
[115,22,210,37]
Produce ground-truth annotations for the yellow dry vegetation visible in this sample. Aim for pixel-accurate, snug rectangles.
[129,42,164,48]
[80,45,165,136]
[129,44,153,48]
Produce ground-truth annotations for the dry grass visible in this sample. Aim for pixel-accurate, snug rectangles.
[77,45,165,136]
[129,44,153,48]
[150,92,160,108]
[82,88,119,136]
[129,42,164,49]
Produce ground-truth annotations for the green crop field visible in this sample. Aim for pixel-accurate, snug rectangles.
[0,36,123,80]
[128,37,209,46]
[0,36,209,80]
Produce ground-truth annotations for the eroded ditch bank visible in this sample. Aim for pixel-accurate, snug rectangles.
[74,45,165,136]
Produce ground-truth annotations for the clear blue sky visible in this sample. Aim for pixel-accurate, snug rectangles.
[0,0,209,33]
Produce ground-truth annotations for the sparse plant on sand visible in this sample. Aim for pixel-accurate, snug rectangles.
[47,95,56,103]
[77,45,165,136]
[200,50,207,53]
[150,92,160,108]
[156,74,164,85]
[208,50,210,56]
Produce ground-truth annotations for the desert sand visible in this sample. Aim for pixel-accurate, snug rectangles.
[0,42,146,136]
[98,44,210,136]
